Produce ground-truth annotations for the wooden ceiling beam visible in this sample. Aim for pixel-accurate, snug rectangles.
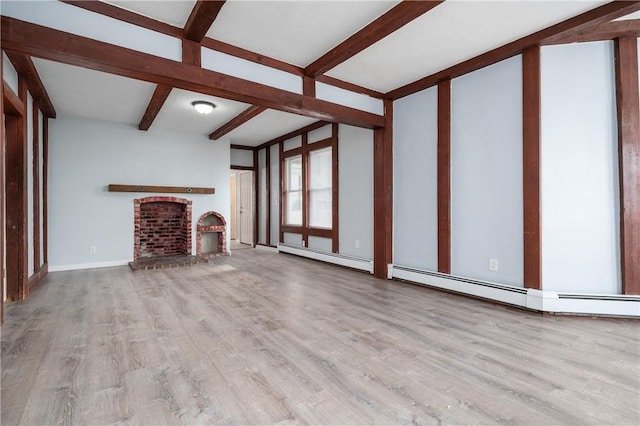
[1,17,384,129]
[5,52,56,118]
[209,105,266,140]
[388,0,640,100]
[62,1,386,100]
[184,0,226,43]
[305,0,445,77]
[3,82,25,116]
[544,19,640,45]
[138,85,172,131]
[59,0,183,37]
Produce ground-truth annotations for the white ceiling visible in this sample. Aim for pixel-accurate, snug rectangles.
[32,58,156,126]
[206,0,399,67]
[16,1,628,146]
[328,0,609,92]
[226,110,318,147]
[106,0,196,28]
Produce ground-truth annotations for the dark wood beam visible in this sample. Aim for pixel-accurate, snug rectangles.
[60,0,183,37]
[3,82,25,116]
[331,123,339,253]
[522,46,541,290]
[305,0,445,77]
[315,74,385,99]
[256,121,330,151]
[546,19,640,45]
[253,149,259,247]
[5,77,29,301]
[373,99,393,279]
[614,37,640,295]
[265,146,271,246]
[138,85,172,131]
[437,80,451,275]
[388,1,640,100]
[63,0,385,101]
[184,0,226,42]
[182,39,201,66]
[2,17,384,129]
[5,52,56,118]
[303,76,316,97]
[230,144,256,151]
[202,38,304,76]
[209,105,266,140]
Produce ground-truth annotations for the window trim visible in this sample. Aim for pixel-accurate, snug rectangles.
[280,124,339,252]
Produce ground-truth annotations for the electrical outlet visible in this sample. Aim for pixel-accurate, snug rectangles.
[89,245,97,254]
[489,258,498,272]
[355,239,360,249]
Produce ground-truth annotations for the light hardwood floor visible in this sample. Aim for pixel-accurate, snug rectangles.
[2,249,639,425]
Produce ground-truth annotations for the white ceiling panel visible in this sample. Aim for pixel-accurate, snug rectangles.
[226,110,318,147]
[207,0,400,67]
[615,11,640,21]
[153,89,251,135]
[105,0,196,28]
[327,0,609,93]
[32,58,156,125]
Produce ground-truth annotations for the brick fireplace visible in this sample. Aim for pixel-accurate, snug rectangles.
[196,211,229,258]
[133,196,192,260]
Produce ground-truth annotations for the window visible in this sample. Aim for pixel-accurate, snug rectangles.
[309,147,332,228]
[279,125,338,252]
[284,155,302,225]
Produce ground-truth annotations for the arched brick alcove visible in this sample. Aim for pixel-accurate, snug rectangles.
[134,196,192,261]
[196,211,228,258]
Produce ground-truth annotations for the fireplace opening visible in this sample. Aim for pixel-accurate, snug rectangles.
[196,211,229,258]
[134,196,192,261]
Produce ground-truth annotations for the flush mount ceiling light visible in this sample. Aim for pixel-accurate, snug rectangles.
[191,101,216,115]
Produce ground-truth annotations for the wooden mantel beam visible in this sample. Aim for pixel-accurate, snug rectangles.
[5,51,56,118]
[184,0,226,42]
[1,17,385,129]
[209,105,266,140]
[305,0,445,77]
[388,1,640,100]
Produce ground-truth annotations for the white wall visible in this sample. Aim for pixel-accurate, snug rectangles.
[49,115,230,270]
[230,148,253,168]
[393,86,438,270]
[202,48,301,94]
[257,149,267,244]
[270,144,280,245]
[3,52,19,92]
[338,124,373,259]
[27,95,34,275]
[316,82,384,115]
[450,55,524,286]
[541,41,620,294]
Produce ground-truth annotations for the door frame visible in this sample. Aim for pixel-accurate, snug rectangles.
[231,165,257,247]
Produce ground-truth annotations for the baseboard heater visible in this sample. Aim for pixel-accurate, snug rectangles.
[277,243,373,274]
[391,264,640,318]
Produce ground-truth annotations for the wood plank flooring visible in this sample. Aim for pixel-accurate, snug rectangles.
[2,249,639,425]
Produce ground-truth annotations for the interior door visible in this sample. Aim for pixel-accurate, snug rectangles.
[239,171,254,245]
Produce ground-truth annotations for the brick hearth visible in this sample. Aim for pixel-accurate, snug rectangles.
[133,196,192,261]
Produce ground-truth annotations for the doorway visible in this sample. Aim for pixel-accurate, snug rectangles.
[230,170,254,249]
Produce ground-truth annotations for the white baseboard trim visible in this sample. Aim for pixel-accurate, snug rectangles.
[278,243,373,273]
[391,265,640,317]
[49,260,131,272]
